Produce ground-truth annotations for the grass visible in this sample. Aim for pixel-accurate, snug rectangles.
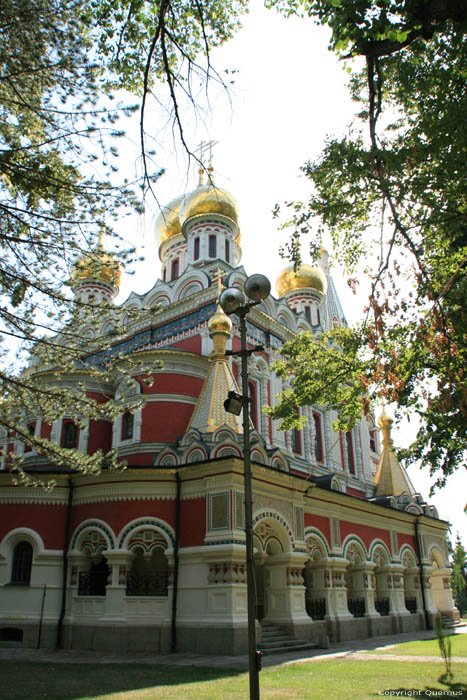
[369,633,467,657]
[1,659,466,700]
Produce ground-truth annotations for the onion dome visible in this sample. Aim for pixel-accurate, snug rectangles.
[179,178,239,229]
[70,242,121,293]
[208,306,233,335]
[208,305,232,357]
[155,194,184,246]
[276,263,328,298]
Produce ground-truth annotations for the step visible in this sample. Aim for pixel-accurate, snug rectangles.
[259,623,319,655]
[260,641,318,656]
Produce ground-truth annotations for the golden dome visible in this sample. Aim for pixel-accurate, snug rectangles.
[155,195,184,245]
[208,306,232,334]
[276,264,327,298]
[179,183,239,227]
[70,246,121,291]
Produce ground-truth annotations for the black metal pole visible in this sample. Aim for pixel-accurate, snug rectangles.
[238,309,260,700]
[37,584,47,649]
[171,471,181,651]
[415,515,431,630]
[56,476,73,649]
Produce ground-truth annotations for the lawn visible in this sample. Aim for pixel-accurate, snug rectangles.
[369,633,467,657]
[1,659,466,700]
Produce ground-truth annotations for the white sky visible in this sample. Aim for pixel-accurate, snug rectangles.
[116,4,466,544]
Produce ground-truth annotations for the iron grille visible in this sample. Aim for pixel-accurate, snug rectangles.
[126,572,168,597]
[375,597,390,616]
[348,597,366,617]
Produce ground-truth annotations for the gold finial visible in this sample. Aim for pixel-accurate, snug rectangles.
[378,406,394,447]
[207,163,214,186]
[208,306,232,357]
[198,166,204,186]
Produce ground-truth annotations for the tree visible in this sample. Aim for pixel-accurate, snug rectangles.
[265,0,467,493]
[450,534,467,617]
[0,0,246,483]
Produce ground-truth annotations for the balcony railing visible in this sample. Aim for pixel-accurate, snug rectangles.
[306,598,326,620]
[405,597,418,614]
[348,598,366,618]
[126,572,168,597]
[375,597,390,616]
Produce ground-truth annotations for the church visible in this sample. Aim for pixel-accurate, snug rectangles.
[0,163,458,654]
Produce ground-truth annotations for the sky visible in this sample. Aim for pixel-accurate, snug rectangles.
[115,4,466,544]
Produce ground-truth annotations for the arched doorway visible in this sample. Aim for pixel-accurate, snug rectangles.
[126,545,169,597]
[303,534,328,621]
[252,513,308,630]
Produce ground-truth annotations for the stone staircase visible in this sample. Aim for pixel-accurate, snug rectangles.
[259,622,318,655]
[440,614,466,631]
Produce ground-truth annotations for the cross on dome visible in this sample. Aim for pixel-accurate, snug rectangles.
[195,139,219,185]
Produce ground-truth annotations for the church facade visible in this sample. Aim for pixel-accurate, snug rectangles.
[0,166,458,654]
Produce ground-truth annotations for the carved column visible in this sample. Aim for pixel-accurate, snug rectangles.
[262,551,309,626]
[101,550,133,620]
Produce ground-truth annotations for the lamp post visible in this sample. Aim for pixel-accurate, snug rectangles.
[220,274,271,700]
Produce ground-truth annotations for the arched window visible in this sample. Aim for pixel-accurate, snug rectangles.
[78,556,110,596]
[248,381,257,428]
[11,541,33,585]
[121,411,134,440]
[126,547,169,596]
[346,431,355,474]
[313,412,323,462]
[62,421,78,449]
[194,237,200,261]
[225,239,230,263]
[304,306,311,324]
[208,235,217,258]
[291,408,302,454]
[171,258,179,280]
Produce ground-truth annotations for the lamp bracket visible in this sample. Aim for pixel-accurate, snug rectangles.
[226,345,264,358]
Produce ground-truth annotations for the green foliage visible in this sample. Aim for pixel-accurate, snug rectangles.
[451,535,467,616]
[88,0,248,93]
[434,613,453,678]
[267,1,467,492]
[267,0,466,58]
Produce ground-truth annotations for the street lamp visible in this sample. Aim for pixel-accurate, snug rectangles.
[220,273,271,700]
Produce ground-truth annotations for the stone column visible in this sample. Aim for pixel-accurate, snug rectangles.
[68,552,89,597]
[262,551,309,629]
[323,557,352,621]
[353,562,378,617]
[101,550,133,621]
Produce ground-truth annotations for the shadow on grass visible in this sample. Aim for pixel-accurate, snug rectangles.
[374,677,467,698]
[1,661,243,700]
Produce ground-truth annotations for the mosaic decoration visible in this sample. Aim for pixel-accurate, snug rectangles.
[82,301,284,369]
[208,562,247,584]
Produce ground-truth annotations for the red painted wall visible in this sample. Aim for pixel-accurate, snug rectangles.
[346,487,366,499]
[0,504,67,549]
[304,513,331,544]
[170,337,202,353]
[141,402,194,443]
[40,422,51,440]
[398,531,417,552]
[71,497,176,537]
[88,419,112,454]
[340,520,391,550]
[179,497,206,547]
[140,373,203,397]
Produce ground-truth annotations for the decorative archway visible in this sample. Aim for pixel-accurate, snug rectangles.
[400,546,421,615]
[303,530,330,621]
[252,512,308,627]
